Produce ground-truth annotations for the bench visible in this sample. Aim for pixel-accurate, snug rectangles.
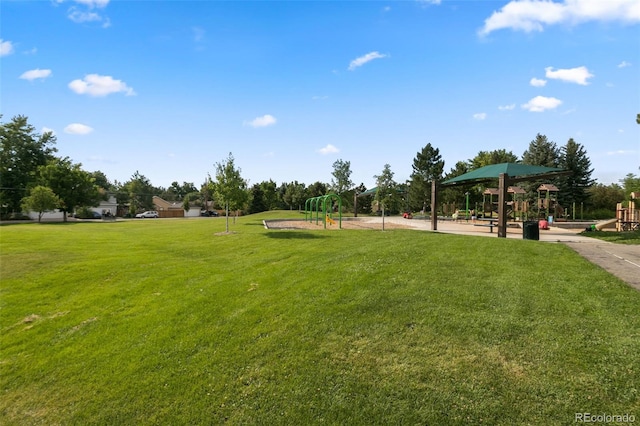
[474,219,496,233]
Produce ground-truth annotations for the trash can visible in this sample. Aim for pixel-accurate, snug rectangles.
[523,221,540,240]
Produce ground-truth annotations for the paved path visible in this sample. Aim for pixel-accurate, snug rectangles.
[563,242,640,291]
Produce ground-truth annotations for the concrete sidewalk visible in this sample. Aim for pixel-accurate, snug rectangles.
[372,216,597,243]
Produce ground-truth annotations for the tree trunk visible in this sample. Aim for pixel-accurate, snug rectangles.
[225,202,230,233]
[382,204,385,231]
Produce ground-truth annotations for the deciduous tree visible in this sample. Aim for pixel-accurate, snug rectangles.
[0,115,57,217]
[330,159,354,195]
[213,153,248,232]
[21,185,61,222]
[374,164,397,230]
[36,157,101,222]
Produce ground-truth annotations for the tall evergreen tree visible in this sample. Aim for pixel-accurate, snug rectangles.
[248,183,267,214]
[408,143,444,212]
[521,133,561,199]
[558,138,594,207]
[522,133,560,167]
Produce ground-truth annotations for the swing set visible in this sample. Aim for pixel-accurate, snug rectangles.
[304,194,342,229]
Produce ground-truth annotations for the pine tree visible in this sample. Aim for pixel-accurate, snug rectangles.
[408,143,444,212]
[558,138,594,207]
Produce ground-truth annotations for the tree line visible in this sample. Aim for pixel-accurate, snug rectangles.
[2,114,638,221]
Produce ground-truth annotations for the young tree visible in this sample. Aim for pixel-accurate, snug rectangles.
[37,157,101,222]
[557,138,594,207]
[213,153,248,233]
[374,164,397,230]
[330,159,354,195]
[21,185,61,222]
[0,115,58,217]
[408,143,444,213]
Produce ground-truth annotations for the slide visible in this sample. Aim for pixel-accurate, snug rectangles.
[326,215,336,225]
[595,218,617,231]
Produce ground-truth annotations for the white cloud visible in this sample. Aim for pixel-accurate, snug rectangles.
[348,51,388,71]
[607,149,635,156]
[41,127,56,136]
[192,26,206,43]
[545,66,593,85]
[68,74,136,96]
[417,0,442,5]
[64,123,94,135]
[19,69,52,81]
[74,0,110,8]
[521,96,562,112]
[530,77,547,87]
[244,114,277,128]
[473,113,487,120]
[618,60,631,68]
[0,39,14,56]
[68,9,101,23]
[498,104,516,110]
[479,0,640,36]
[317,144,340,155]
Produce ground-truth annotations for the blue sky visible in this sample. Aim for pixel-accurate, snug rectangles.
[2,0,639,189]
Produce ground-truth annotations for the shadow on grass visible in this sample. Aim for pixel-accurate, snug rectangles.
[264,231,327,239]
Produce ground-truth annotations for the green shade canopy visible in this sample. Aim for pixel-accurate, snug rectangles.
[441,163,565,186]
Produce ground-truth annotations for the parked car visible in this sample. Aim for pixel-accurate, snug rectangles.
[136,211,159,218]
[200,210,219,217]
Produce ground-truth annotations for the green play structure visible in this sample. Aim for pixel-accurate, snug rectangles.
[304,194,342,229]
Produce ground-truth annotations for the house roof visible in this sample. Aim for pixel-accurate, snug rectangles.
[441,163,565,186]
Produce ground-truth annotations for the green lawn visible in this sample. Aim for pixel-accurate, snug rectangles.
[581,229,640,245]
[1,212,639,425]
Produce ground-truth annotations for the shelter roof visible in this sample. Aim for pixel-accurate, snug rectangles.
[441,163,565,186]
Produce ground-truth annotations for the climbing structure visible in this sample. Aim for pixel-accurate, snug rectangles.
[304,194,342,229]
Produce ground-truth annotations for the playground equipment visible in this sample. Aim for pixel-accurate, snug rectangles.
[537,184,561,221]
[304,194,342,229]
[615,196,639,231]
[483,186,528,220]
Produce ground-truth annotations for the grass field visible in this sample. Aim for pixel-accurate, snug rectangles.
[1,212,639,425]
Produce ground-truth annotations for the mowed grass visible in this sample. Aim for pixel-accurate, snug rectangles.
[1,212,639,425]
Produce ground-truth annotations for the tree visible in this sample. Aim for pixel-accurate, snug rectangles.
[440,161,471,205]
[521,133,561,199]
[283,181,306,211]
[587,183,624,211]
[119,171,156,215]
[307,181,328,199]
[21,185,61,222]
[213,153,248,233]
[468,149,518,170]
[408,143,444,213]
[248,183,267,214]
[557,138,594,208]
[0,115,58,217]
[374,164,397,230]
[259,180,279,210]
[522,133,560,168]
[620,172,640,196]
[36,157,102,222]
[330,159,354,195]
